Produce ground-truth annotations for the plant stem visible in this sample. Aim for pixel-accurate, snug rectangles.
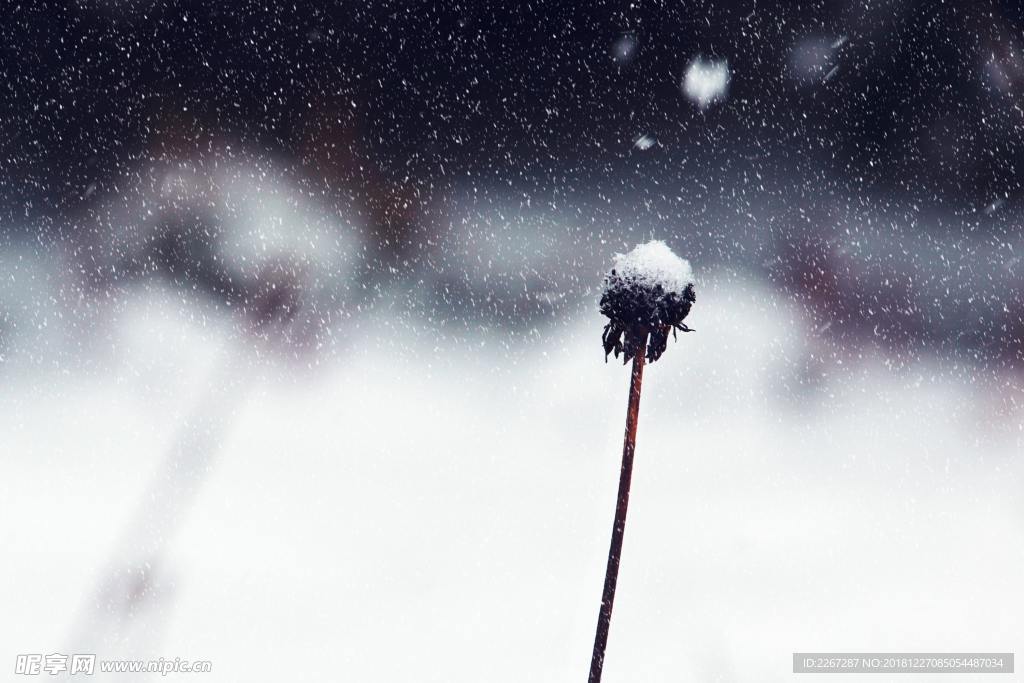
[589,332,647,683]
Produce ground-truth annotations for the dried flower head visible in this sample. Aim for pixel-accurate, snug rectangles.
[600,240,696,363]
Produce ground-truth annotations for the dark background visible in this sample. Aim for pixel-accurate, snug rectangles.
[3,0,1024,367]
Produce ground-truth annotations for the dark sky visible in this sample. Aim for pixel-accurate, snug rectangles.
[5,0,1024,226]
[3,1,1024,369]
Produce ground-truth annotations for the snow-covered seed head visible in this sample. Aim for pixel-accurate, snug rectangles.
[599,240,696,364]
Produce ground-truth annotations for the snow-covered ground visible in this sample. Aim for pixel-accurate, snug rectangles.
[1,271,1021,681]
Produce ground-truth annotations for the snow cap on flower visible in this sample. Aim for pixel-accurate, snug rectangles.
[600,240,696,364]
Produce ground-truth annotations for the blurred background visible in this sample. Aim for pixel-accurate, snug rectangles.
[1,1,1022,680]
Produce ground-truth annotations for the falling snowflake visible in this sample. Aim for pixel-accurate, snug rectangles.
[632,134,656,151]
[682,58,730,108]
[611,33,638,65]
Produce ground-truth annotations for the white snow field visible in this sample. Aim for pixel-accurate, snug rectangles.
[1,271,1021,682]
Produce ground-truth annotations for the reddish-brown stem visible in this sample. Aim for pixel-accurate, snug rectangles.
[588,333,647,683]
